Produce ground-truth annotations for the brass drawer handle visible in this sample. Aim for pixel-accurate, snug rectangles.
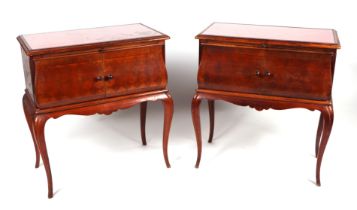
[255,70,271,77]
[95,76,103,81]
[256,70,261,77]
[95,75,113,81]
[105,74,113,81]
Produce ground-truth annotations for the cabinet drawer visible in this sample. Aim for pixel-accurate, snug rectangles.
[35,53,105,108]
[198,45,333,100]
[103,45,167,97]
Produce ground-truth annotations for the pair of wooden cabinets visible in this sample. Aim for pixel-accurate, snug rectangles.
[18,23,340,198]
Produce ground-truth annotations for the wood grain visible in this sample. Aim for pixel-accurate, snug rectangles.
[193,23,339,186]
[18,24,173,198]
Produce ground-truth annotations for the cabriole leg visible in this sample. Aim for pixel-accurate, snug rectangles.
[316,105,334,186]
[192,94,203,168]
[33,115,53,198]
[315,113,324,157]
[162,93,174,168]
[208,100,215,143]
[140,102,148,146]
[22,95,40,168]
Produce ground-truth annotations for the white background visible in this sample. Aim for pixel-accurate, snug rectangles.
[1,0,357,209]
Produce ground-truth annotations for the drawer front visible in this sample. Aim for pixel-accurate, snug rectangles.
[198,45,333,100]
[103,45,167,97]
[35,53,105,108]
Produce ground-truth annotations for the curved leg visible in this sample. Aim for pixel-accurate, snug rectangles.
[140,102,147,146]
[162,93,173,168]
[315,113,324,157]
[192,93,202,168]
[33,115,53,198]
[22,95,40,168]
[208,100,215,143]
[316,105,334,186]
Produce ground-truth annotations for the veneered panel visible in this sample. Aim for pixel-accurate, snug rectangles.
[103,45,167,97]
[35,52,105,107]
[198,45,333,100]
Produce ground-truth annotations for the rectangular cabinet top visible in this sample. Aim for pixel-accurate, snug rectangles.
[196,22,340,49]
[18,23,169,56]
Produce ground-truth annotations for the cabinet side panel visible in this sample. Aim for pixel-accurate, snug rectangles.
[21,48,35,100]
[331,50,337,83]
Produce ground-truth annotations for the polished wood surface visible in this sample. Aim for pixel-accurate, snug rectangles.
[198,45,333,100]
[32,44,168,108]
[34,52,105,107]
[18,24,173,198]
[19,25,169,108]
[19,23,168,54]
[197,22,340,48]
[193,23,340,186]
[103,45,167,97]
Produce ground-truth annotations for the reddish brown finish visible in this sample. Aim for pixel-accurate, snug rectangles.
[193,23,340,186]
[192,94,202,168]
[103,45,167,97]
[316,105,333,186]
[162,94,174,168]
[197,22,340,49]
[34,52,105,108]
[18,23,168,56]
[140,102,148,146]
[198,45,333,100]
[18,24,173,198]
[22,95,40,168]
[208,100,214,143]
[316,113,324,157]
[21,48,35,99]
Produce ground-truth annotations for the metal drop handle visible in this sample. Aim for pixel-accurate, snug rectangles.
[95,76,103,81]
[264,71,271,77]
[256,70,271,77]
[105,74,113,81]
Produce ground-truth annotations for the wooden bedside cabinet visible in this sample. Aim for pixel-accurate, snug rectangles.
[192,22,340,185]
[18,23,173,198]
